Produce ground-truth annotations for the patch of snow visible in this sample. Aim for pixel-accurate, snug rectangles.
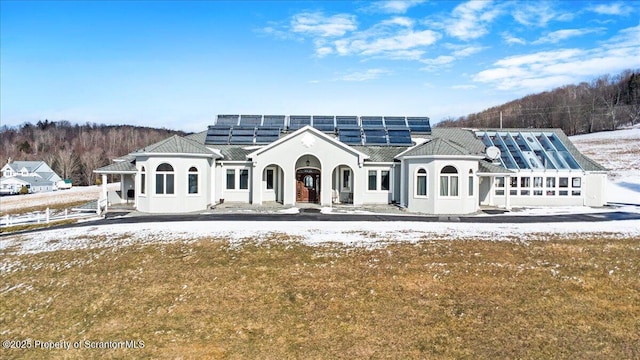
[0,183,119,212]
[278,207,300,214]
[1,219,639,258]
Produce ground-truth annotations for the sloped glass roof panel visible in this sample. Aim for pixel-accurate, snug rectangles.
[289,115,311,130]
[407,116,431,133]
[384,116,407,128]
[336,116,358,127]
[312,116,335,132]
[338,127,362,145]
[363,128,387,145]
[205,126,231,144]
[361,116,384,128]
[262,115,286,128]
[387,128,412,145]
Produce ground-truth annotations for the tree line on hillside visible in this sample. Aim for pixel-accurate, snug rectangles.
[438,69,640,135]
[0,120,186,186]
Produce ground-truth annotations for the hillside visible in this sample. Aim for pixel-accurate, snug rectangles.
[438,69,640,136]
[0,121,186,186]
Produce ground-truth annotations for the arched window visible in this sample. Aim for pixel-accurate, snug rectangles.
[440,165,458,197]
[415,168,427,196]
[140,166,146,195]
[468,169,474,196]
[156,163,174,195]
[188,166,198,194]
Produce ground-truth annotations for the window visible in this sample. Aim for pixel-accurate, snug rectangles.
[381,171,390,191]
[495,176,505,196]
[440,166,459,197]
[510,176,518,195]
[368,170,377,191]
[572,177,581,188]
[468,170,474,196]
[239,169,249,190]
[546,177,556,188]
[226,169,235,189]
[416,168,427,196]
[188,166,198,194]
[266,169,274,190]
[559,177,569,188]
[534,177,543,188]
[140,166,146,195]
[342,169,351,190]
[155,163,174,195]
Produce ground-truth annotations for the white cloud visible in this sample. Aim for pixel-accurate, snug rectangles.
[512,3,572,27]
[338,69,390,82]
[588,2,634,16]
[532,28,604,44]
[291,12,357,37]
[451,84,477,90]
[444,0,502,40]
[502,32,526,45]
[367,0,426,14]
[420,55,456,71]
[473,25,640,92]
[450,45,486,57]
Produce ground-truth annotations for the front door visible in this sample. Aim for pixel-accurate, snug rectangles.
[296,169,321,203]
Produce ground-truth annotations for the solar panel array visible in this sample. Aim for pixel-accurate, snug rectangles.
[206,115,428,146]
[476,131,582,170]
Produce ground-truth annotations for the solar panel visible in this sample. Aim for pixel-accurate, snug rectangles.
[361,116,384,128]
[229,127,255,144]
[363,128,387,145]
[216,115,239,127]
[239,115,262,126]
[387,128,412,145]
[262,115,286,128]
[288,115,311,130]
[255,127,281,144]
[336,116,358,127]
[312,115,335,132]
[338,127,362,145]
[384,116,408,129]
[406,117,431,133]
[205,126,231,144]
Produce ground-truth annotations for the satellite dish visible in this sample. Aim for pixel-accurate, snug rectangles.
[485,146,501,160]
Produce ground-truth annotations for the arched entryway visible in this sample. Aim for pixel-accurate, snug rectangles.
[295,155,321,203]
[262,164,284,204]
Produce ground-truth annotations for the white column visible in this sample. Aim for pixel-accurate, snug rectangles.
[488,176,495,206]
[252,163,263,205]
[101,174,108,200]
[400,159,406,207]
[283,167,295,206]
[505,175,511,211]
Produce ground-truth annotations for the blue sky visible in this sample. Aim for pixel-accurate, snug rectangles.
[1,1,639,132]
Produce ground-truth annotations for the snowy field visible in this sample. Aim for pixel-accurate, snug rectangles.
[0,183,119,212]
[1,127,639,256]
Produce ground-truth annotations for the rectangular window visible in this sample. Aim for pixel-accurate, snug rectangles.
[520,190,530,196]
[572,190,581,196]
[188,174,198,194]
[342,170,351,190]
[156,174,164,194]
[450,176,459,196]
[520,177,530,188]
[381,171,389,191]
[440,176,449,196]
[226,170,235,190]
[141,174,146,195]
[572,177,581,188]
[546,177,556,188]
[547,190,556,196]
[510,177,518,188]
[468,176,474,196]
[368,170,377,191]
[239,169,249,190]
[534,190,543,196]
[534,177,543,188]
[266,169,274,190]
[559,190,568,196]
[495,177,505,196]
[416,176,427,196]
[166,174,174,194]
[559,177,569,188]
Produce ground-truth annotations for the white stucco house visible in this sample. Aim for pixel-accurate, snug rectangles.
[95,115,607,214]
[0,160,62,194]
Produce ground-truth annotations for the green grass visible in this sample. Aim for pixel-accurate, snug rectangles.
[1,236,639,359]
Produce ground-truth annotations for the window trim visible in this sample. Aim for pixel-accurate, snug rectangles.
[414,168,428,198]
[187,166,199,195]
[368,170,377,191]
[155,163,175,196]
[140,166,146,196]
[439,165,459,197]
[381,170,390,192]
[265,168,274,190]
[468,169,474,197]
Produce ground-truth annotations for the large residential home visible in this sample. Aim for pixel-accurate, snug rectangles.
[95,115,608,214]
[0,160,62,194]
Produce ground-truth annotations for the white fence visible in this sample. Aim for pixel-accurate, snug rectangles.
[1,208,97,228]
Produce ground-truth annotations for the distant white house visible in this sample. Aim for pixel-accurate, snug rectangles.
[0,160,63,194]
[95,115,608,214]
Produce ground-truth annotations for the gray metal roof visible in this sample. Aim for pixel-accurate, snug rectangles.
[211,145,254,161]
[351,146,405,162]
[478,161,513,174]
[4,161,46,173]
[428,128,486,154]
[135,135,216,155]
[95,160,137,173]
[399,138,474,157]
